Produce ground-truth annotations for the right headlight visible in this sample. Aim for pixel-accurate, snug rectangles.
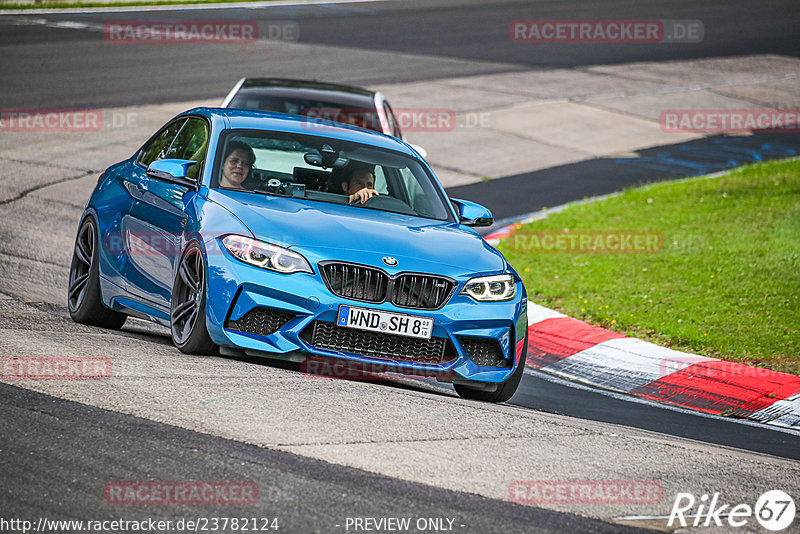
[461,274,516,302]
[221,235,312,274]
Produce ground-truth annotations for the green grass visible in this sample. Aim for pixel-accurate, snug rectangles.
[0,0,279,9]
[500,158,800,373]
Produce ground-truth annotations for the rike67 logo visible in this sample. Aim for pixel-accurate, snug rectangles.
[669,490,795,530]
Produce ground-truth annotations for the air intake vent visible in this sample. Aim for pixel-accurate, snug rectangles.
[226,307,294,337]
[459,337,509,368]
[301,321,456,365]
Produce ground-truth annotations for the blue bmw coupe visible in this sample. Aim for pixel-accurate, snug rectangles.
[68,108,528,402]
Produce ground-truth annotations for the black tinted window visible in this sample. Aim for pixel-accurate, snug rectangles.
[229,96,382,133]
[167,118,210,161]
[166,118,210,180]
[138,120,184,167]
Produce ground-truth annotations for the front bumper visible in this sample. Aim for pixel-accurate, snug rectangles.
[204,246,528,384]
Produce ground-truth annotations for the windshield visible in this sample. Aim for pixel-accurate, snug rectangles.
[213,130,453,221]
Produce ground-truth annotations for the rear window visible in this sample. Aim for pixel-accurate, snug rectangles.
[227,96,382,133]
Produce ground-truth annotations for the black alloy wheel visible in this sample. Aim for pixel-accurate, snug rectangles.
[170,243,215,354]
[67,216,127,329]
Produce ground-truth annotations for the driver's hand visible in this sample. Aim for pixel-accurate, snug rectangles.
[349,188,379,204]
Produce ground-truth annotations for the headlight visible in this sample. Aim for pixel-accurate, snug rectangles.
[222,235,312,274]
[461,274,516,301]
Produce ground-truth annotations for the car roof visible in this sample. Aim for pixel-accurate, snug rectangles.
[240,78,375,97]
[232,78,377,108]
[184,107,412,154]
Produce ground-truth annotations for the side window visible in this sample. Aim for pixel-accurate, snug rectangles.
[138,120,185,167]
[167,118,210,161]
[166,118,210,180]
[373,166,389,195]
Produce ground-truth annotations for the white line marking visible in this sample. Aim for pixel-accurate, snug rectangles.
[0,0,388,15]
[526,301,566,324]
[750,393,800,428]
[544,337,714,392]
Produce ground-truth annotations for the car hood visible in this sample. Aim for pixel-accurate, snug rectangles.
[209,191,506,276]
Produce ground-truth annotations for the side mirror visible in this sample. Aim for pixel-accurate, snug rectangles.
[146,159,198,188]
[451,198,493,227]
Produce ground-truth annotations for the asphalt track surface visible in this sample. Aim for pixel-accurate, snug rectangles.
[1,0,799,108]
[2,0,800,531]
[0,383,645,534]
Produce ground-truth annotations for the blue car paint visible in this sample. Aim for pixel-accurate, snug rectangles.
[78,107,528,384]
[207,190,506,274]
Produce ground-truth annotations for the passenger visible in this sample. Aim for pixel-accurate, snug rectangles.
[220,140,256,189]
[331,161,379,204]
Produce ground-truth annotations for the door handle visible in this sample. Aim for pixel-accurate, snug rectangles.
[136,180,148,193]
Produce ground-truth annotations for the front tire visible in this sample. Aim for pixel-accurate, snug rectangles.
[454,336,527,403]
[170,243,215,355]
[67,216,127,329]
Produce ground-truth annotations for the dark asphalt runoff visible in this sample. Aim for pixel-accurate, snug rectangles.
[463,132,800,226]
[511,372,800,462]
[0,382,653,534]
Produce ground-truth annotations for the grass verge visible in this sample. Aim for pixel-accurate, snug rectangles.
[500,157,800,374]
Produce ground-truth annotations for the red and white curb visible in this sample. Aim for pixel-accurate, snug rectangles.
[525,302,800,429]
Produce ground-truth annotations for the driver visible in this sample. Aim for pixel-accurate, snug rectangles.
[334,162,379,204]
[220,140,256,190]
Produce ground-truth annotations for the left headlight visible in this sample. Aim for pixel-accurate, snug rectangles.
[221,235,312,274]
[461,274,517,302]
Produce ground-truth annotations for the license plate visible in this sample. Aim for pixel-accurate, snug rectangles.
[337,305,433,340]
